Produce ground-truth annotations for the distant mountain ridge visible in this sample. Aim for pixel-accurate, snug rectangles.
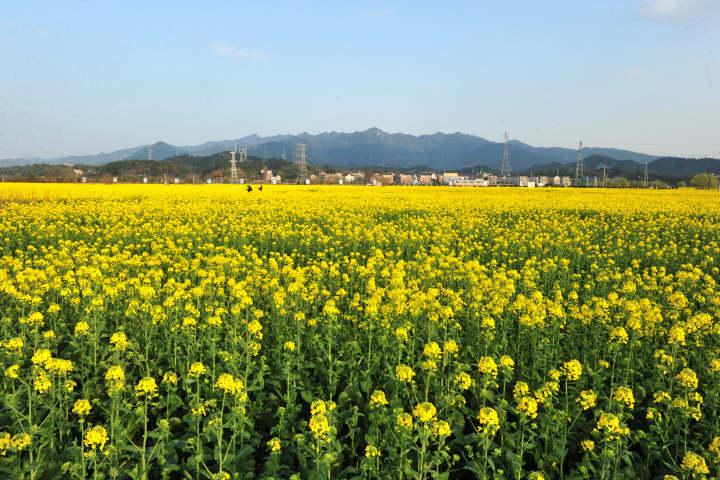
[0,128,683,170]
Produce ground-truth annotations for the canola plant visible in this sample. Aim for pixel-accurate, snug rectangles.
[1,184,720,479]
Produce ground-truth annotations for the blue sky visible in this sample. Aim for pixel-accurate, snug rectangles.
[1,0,719,159]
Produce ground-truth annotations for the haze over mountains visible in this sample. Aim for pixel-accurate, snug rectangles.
[2,128,665,171]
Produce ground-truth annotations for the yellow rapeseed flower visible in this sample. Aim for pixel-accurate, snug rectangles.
[476,407,499,435]
[561,359,582,381]
[189,362,206,377]
[109,332,130,351]
[395,364,415,383]
[477,356,498,378]
[135,376,158,398]
[84,425,109,450]
[676,368,698,390]
[613,386,635,410]
[576,390,597,410]
[413,402,437,423]
[74,321,90,336]
[370,390,388,407]
[267,437,281,453]
[396,412,413,431]
[680,451,709,477]
[4,365,19,379]
[73,399,92,416]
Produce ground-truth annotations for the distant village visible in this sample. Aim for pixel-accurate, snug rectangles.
[65,166,593,187]
[56,165,616,188]
[266,169,594,188]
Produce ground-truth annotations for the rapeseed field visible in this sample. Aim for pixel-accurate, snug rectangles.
[1,184,720,479]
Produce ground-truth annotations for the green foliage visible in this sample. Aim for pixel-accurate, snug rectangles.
[689,173,719,190]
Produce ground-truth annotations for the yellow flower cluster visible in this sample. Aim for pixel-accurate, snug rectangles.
[395,364,415,383]
[370,390,388,407]
[517,396,538,419]
[423,342,442,359]
[4,337,23,352]
[189,362,206,377]
[214,373,245,396]
[613,386,635,410]
[680,451,709,477]
[135,376,158,399]
[365,444,381,458]
[576,390,597,411]
[105,365,125,393]
[162,371,178,385]
[594,413,630,441]
[561,359,582,381]
[110,332,130,351]
[675,368,698,390]
[267,437,281,453]
[309,400,334,442]
[454,372,473,390]
[396,412,413,431]
[413,402,437,423]
[84,425,109,451]
[74,321,90,336]
[72,399,92,416]
[499,355,515,372]
[477,356,498,379]
[476,407,500,436]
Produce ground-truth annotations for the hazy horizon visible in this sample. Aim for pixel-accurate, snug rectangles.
[2,0,719,159]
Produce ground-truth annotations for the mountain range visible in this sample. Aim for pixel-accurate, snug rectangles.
[1,128,666,171]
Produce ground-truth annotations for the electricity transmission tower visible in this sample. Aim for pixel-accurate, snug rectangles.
[229,146,239,184]
[644,159,649,188]
[575,140,583,187]
[148,145,152,161]
[500,131,511,184]
[296,143,308,183]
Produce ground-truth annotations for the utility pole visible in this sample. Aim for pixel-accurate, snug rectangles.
[296,143,308,184]
[148,145,152,161]
[644,159,649,188]
[603,166,606,188]
[575,140,583,187]
[500,131,511,184]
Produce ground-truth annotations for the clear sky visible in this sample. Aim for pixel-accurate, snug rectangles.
[1,0,719,159]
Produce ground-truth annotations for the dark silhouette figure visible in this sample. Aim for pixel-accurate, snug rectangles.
[258,185,263,191]
[247,185,253,192]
